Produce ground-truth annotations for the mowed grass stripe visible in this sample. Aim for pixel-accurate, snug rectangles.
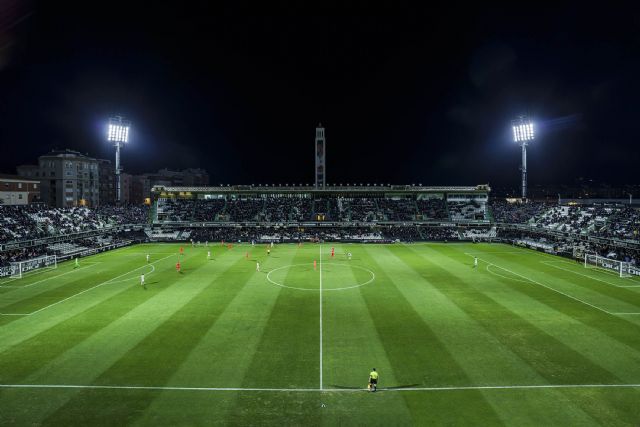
[358,245,505,425]
[236,244,319,388]
[224,245,321,426]
[0,253,175,350]
[478,247,640,313]
[404,245,640,426]
[461,245,640,355]
[535,260,640,309]
[0,258,142,313]
[134,245,300,426]
[40,248,253,426]
[0,255,179,384]
[0,254,193,425]
[476,248,640,313]
[469,259,640,383]
[377,245,598,426]
[321,245,414,426]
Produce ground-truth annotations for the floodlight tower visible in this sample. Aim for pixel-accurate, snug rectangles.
[512,115,534,201]
[107,116,131,203]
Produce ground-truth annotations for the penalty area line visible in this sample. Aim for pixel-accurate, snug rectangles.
[1,254,173,317]
[1,383,639,393]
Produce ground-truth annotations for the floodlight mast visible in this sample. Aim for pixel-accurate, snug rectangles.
[107,116,130,203]
[512,115,534,201]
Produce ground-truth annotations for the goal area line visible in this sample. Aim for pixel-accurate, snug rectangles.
[1,383,639,393]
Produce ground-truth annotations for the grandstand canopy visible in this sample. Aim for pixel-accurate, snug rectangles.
[152,184,491,199]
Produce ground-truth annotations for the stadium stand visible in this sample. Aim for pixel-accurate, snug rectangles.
[0,204,148,243]
[2,185,638,268]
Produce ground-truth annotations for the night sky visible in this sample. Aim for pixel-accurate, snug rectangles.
[1,2,639,188]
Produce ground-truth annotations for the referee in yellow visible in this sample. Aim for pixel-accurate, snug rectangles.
[368,368,379,392]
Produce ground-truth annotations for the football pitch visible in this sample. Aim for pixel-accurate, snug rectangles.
[1,242,640,426]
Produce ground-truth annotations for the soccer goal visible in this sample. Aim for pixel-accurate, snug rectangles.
[10,255,57,279]
[584,253,631,278]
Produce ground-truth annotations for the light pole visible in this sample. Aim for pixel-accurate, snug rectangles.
[107,116,130,203]
[512,115,534,201]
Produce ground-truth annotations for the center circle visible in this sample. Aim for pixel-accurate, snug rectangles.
[266,263,375,291]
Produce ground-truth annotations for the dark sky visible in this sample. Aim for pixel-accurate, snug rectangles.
[1,2,640,187]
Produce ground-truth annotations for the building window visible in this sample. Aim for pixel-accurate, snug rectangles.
[18,194,23,199]
[18,183,22,189]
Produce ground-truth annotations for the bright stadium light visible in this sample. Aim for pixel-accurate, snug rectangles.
[511,115,534,201]
[107,115,131,203]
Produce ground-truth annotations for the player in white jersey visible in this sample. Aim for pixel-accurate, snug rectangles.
[474,257,478,268]
[140,273,146,290]
[256,262,260,272]
[146,254,150,263]
[207,251,211,260]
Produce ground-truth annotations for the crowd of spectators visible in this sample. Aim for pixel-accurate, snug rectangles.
[448,201,487,221]
[377,199,416,221]
[416,198,448,220]
[490,200,549,224]
[158,196,459,223]
[492,201,639,242]
[0,245,49,267]
[420,227,459,241]
[0,204,149,244]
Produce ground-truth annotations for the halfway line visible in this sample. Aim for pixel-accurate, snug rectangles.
[319,244,323,390]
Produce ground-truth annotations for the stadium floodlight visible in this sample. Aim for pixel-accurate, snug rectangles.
[107,115,131,203]
[511,115,534,200]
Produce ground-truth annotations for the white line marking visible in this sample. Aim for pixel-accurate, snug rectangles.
[468,255,615,315]
[485,264,531,284]
[319,244,323,391]
[0,383,639,393]
[464,251,525,255]
[0,263,100,289]
[541,261,640,288]
[0,255,172,317]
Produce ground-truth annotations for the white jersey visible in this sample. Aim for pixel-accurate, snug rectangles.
[256,262,260,272]
[207,251,211,259]
[474,258,478,267]
[141,274,145,284]
[146,254,150,263]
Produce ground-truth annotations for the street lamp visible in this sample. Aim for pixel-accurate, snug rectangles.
[107,116,131,203]
[512,115,534,201]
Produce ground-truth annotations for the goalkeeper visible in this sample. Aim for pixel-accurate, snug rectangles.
[368,368,379,392]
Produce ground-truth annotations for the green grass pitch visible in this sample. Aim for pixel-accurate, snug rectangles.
[1,242,640,426]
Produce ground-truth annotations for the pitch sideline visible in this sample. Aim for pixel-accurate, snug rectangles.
[0,383,639,393]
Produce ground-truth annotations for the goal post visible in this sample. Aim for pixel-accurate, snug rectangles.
[584,253,631,278]
[10,255,57,279]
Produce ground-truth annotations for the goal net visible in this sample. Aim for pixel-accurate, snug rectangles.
[10,255,57,279]
[584,253,631,278]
